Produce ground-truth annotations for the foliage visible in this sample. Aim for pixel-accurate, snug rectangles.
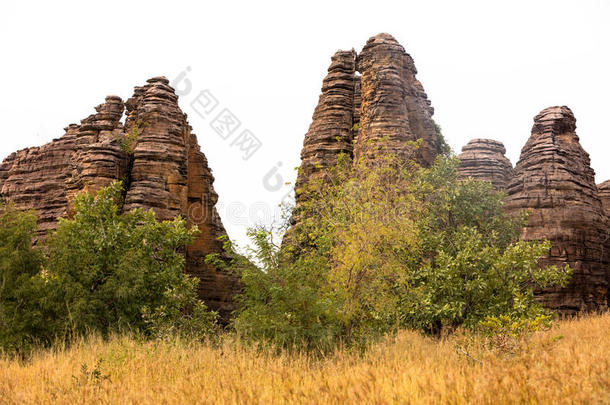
[115,121,142,155]
[41,181,218,339]
[0,202,45,353]
[477,313,553,353]
[396,157,572,334]
[434,121,452,157]
[213,231,345,352]
[228,152,571,351]
[0,182,218,353]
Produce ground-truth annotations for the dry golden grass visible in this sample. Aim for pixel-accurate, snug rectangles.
[1,314,609,404]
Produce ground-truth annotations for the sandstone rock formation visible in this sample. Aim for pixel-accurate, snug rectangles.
[295,33,443,200]
[355,33,441,166]
[65,95,129,210]
[457,138,513,191]
[505,106,609,313]
[0,126,80,237]
[598,180,610,218]
[296,50,358,197]
[0,77,238,319]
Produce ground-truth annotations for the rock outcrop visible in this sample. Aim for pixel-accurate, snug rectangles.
[505,106,609,313]
[457,138,513,191]
[0,126,79,237]
[0,77,238,319]
[355,33,441,166]
[296,50,358,199]
[65,96,130,210]
[295,33,443,199]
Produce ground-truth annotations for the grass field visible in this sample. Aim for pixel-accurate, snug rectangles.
[1,314,609,404]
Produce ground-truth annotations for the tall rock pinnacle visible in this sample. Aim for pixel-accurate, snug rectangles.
[355,33,441,166]
[296,50,358,200]
[505,106,609,313]
[295,33,444,202]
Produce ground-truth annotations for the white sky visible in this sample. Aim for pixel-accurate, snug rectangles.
[1,0,609,249]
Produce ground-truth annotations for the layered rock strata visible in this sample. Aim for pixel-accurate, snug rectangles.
[296,33,443,200]
[355,33,441,166]
[598,180,610,218]
[0,77,237,319]
[505,106,609,313]
[0,127,79,237]
[296,50,358,198]
[457,138,513,191]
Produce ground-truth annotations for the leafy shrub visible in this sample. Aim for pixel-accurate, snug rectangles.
[0,201,45,353]
[42,181,218,339]
[396,157,572,334]
[226,153,571,351]
[0,182,218,353]
[478,314,553,353]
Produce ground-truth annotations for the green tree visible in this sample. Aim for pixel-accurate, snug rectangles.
[227,153,571,351]
[0,201,45,353]
[397,157,572,334]
[43,181,218,339]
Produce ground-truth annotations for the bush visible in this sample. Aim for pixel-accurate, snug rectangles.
[42,181,218,339]
[0,182,218,353]
[0,201,45,353]
[227,153,572,351]
[396,157,572,334]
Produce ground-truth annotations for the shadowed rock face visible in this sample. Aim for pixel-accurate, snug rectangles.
[598,180,610,218]
[0,77,238,320]
[296,50,358,199]
[295,33,443,201]
[458,138,513,191]
[505,106,609,314]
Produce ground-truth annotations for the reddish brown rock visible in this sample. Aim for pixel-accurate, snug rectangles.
[295,33,443,202]
[458,138,513,191]
[65,95,130,207]
[505,106,609,313]
[355,33,442,166]
[0,126,78,238]
[123,76,190,220]
[295,50,358,200]
[598,180,610,218]
[122,76,238,318]
[0,77,238,319]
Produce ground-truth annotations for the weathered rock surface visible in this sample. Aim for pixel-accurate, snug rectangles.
[505,106,609,313]
[0,127,78,238]
[65,95,130,209]
[598,180,610,218]
[458,138,513,191]
[295,33,443,199]
[355,33,441,166]
[296,50,358,199]
[0,77,238,319]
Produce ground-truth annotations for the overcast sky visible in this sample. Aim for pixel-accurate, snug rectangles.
[1,0,609,248]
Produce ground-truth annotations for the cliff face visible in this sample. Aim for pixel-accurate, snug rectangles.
[0,77,238,319]
[295,33,443,201]
[457,138,513,191]
[598,180,610,218]
[505,106,609,313]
